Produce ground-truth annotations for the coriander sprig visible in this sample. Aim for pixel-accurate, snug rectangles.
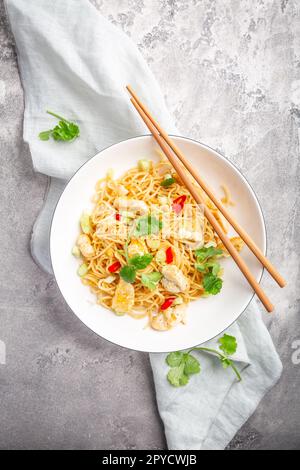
[39,110,80,142]
[166,334,241,387]
[120,253,153,284]
[195,246,223,295]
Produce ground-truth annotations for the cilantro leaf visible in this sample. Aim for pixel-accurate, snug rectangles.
[195,246,223,262]
[141,272,162,290]
[119,265,136,284]
[167,364,189,387]
[166,351,184,367]
[218,334,237,356]
[206,261,221,276]
[166,352,201,387]
[132,215,162,237]
[39,130,52,141]
[183,353,201,375]
[39,110,80,142]
[129,254,153,270]
[161,177,176,187]
[203,272,223,295]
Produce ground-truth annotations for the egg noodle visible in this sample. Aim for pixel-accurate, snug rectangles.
[75,155,244,331]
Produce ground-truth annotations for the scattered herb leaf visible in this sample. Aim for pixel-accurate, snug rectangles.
[39,110,80,142]
[218,334,238,356]
[166,353,200,387]
[166,333,241,387]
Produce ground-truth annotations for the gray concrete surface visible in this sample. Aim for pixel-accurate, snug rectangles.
[0,0,299,450]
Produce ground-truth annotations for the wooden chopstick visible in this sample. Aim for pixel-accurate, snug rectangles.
[127,92,274,312]
[126,85,286,289]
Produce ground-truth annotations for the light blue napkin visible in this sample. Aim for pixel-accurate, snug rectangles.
[5,0,282,450]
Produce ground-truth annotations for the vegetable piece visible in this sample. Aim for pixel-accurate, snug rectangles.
[39,110,80,142]
[146,238,160,250]
[155,249,166,264]
[138,159,151,172]
[108,261,121,273]
[102,275,116,284]
[77,263,88,277]
[132,215,162,238]
[172,195,187,215]
[160,297,176,311]
[141,272,162,290]
[129,254,153,270]
[161,175,176,187]
[165,247,174,264]
[80,212,91,234]
[203,272,223,295]
[119,265,136,284]
[71,245,81,258]
[166,333,241,388]
[115,213,121,221]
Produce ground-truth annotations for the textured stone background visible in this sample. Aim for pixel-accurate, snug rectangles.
[0,0,299,450]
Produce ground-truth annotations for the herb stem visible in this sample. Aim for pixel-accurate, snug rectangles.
[46,110,69,123]
[188,347,241,382]
[229,361,242,382]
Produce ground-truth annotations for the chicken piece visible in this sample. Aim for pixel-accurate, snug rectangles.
[177,228,204,249]
[150,313,169,331]
[161,265,189,294]
[114,197,148,215]
[151,303,187,331]
[165,303,187,327]
[112,279,135,315]
[127,239,146,258]
[77,234,95,258]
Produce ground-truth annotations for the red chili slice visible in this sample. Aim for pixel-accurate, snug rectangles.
[172,195,187,214]
[165,247,174,264]
[108,261,121,273]
[115,213,121,221]
[160,297,176,311]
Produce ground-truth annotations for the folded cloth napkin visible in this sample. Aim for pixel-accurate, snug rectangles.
[5,0,282,450]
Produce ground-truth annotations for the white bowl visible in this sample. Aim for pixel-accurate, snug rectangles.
[50,135,266,352]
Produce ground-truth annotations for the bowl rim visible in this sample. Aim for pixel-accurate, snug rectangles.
[50,134,267,353]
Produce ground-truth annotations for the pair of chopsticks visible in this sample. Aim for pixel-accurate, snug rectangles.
[126,85,286,313]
